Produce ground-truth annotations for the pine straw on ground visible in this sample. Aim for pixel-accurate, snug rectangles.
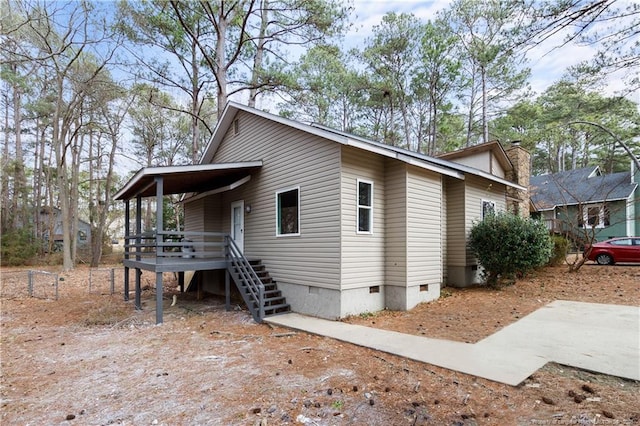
[1,264,638,425]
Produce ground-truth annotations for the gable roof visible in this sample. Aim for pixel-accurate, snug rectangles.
[437,140,513,173]
[201,102,527,191]
[530,166,638,211]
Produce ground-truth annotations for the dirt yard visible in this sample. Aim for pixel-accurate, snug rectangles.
[1,263,638,425]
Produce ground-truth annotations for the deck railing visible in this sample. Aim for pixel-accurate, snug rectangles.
[124,231,228,260]
[123,230,268,322]
[225,235,266,322]
[541,219,564,233]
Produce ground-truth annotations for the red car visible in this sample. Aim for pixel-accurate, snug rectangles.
[585,237,640,265]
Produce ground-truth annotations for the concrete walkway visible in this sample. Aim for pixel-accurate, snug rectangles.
[265,301,640,386]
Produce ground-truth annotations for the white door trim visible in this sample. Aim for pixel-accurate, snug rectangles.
[231,200,245,253]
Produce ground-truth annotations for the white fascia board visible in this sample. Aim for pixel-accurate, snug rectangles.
[345,138,396,158]
[543,196,632,211]
[200,103,238,164]
[396,153,464,179]
[343,139,464,179]
[201,102,351,164]
[474,170,527,191]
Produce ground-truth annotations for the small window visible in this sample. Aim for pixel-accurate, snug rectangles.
[276,187,300,236]
[587,206,600,226]
[233,119,239,135]
[482,200,496,220]
[357,180,373,233]
[78,230,87,241]
[582,204,609,229]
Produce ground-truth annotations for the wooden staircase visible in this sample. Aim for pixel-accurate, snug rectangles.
[226,237,290,322]
[234,260,291,319]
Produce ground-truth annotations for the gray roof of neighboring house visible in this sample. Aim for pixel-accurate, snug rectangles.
[530,166,637,211]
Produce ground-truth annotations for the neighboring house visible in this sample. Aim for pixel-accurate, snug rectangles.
[115,102,527,322]
[38,207,92,249]
[530,164,640,242]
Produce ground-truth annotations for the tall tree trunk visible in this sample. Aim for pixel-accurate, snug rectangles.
[1,92,10,232]
[12,68,26,229]
[54,76,74,271]
[481,65,488,144]
[191,35,200,163]
[400,95,412,150]
[89,129,100,267]
[249,0,269,107]
[215,7,228,118]
[466,71,477,147]
[70,128,85,265]
[33,116,41,246]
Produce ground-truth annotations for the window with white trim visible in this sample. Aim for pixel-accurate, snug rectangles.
[482,200,496,220]
[276,187,300,236]
[581,204,609,228]
[357,179,373,233]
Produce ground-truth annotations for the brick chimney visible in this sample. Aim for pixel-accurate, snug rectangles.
[505,141,531,217]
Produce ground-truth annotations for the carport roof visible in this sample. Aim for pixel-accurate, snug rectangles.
[114,161,263,200]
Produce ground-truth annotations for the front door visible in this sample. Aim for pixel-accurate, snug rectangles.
[231,200,244,252]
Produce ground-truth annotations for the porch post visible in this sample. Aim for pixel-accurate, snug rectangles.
[123,200,130,301]
[135,195,142,262]
[155,176,164,325]
[225,269,231,311]
[135,195,142,310]
[156,272,163,324]
[135,269,141,310]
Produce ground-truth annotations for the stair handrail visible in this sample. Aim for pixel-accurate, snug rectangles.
[225,236,265,322]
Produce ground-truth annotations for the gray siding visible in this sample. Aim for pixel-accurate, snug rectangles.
[465,176,506,263]
[340,146,386,290]
[464,175,507,229]
[384,159,407,289]
[441,178,448,282]
[445,177,466,267]
[210,111,342,291]
[446,175,508,287]
[184,194,222,247]
[406,166,442,287]
[184,198,204,234]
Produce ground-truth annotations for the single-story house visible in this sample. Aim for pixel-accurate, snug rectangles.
[530,164,639,242]
[115,102,528,323]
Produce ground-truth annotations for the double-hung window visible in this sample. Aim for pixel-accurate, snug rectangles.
[357,179,373,233]
[276,187,300,236]
[482,200,496,220]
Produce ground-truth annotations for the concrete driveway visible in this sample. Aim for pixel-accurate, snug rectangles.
[266,300,640,386]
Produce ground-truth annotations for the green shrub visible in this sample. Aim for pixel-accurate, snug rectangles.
[547,235,569,266]
[468,212,553,288]
[0,228,39,266]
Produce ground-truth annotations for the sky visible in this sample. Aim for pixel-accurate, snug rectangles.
[116,0,636,172]
[344,0,636,101]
